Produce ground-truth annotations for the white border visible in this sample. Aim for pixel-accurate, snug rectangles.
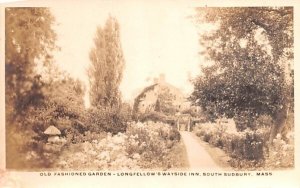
[0,1,299,187]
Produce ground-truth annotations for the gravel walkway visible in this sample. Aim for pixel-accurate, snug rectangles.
[180,131,221,170]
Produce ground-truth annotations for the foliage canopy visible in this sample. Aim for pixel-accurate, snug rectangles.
[191,7,293,133]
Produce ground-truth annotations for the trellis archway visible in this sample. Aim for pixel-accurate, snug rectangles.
[176,114,192,132]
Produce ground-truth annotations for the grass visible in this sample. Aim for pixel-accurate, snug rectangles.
[191,133,232,170]
[167,139,189,171]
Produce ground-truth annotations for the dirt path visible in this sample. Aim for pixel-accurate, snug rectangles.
[180,131,222,170]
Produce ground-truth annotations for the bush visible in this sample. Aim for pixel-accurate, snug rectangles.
[194,119,294,170]
[138,111,167,123]
[126,121,180,169]
[193,123,266,161]
[54,132,140,170]
[54,121,181,170]
[264,133,294,169]
[86,105,130,134]
[193,122,225,148]
[226,130,264,160]
[181,108,199,117]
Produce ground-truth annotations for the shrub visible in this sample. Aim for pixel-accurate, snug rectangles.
[193,123,265,161]
[125,121,180,169]
[195,120,296,170]
[227,130,264,160]
[193,123,224,147]
[54,121,181,170]
[138,111,168,123]
[54,132,140,170]
[181,108,200,118]
[86,105,129,134]
[264,133,294,169]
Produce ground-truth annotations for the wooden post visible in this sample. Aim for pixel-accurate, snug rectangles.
[177,119,179,131]
[188,118,191,132]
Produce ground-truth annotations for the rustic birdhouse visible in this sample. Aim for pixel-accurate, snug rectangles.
[44,125,61,143]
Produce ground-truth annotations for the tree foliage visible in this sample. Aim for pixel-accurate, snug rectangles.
[195,7,293,62]
[191,7,293,137]
[5,7,57,120]
[5,7,58,169]
[155,87,177,115]
[88,16,125,108]
[36,74,85,132]
[5,8,87,169]
[133,84,157,115]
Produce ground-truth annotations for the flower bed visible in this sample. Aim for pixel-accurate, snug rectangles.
[54,121,181,170]
[193,123,266,162]
[193,122,294,169]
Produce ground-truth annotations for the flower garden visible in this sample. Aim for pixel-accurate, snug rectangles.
[193,120,294,170]
[53,121,184,170]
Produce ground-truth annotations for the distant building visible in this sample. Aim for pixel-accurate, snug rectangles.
[133,74,197,114]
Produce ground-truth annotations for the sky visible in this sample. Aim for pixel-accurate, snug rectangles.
[50,1,206,107]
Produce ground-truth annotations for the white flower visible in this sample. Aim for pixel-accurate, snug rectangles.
[276,133,282,139]
[136,122,144,128]
[133,153,140,159]
[98,151,110,160]
[58,160,68,166]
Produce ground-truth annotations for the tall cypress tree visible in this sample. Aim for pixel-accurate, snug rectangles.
[88,16,125,108]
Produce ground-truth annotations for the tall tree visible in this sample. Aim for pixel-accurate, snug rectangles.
[191,7,293,142]
[6,8,57,119]
[88,16,125,108]
[5,8,57,168]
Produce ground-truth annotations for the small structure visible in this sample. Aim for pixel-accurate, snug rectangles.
[176,114,192,131]
[44,125,61,143]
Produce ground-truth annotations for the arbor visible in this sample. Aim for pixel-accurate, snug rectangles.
[88,16,125,108]
[191,7,293,142]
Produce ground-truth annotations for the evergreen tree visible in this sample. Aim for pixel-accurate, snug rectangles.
[88,16,125,108]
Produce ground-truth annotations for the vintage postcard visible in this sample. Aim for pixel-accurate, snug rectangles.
[0,0,299,187]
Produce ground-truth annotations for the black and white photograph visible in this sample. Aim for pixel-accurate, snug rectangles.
[0,1,299,187]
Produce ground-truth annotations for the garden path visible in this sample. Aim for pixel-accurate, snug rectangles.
[180,131,221,170]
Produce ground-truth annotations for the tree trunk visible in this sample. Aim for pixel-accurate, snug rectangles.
[269,104,289,144]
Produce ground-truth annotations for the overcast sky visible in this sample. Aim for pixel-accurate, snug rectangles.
[51,1,206,107]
